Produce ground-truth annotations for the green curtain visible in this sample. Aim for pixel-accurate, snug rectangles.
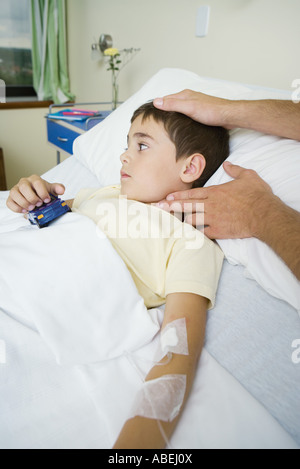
[31,0,74,103]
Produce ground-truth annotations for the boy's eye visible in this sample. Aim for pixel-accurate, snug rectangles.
[139,143,148,151]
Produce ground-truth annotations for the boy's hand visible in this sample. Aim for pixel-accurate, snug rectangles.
[6,175,65,213]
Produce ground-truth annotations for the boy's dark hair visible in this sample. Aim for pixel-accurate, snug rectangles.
[131,101,230,188]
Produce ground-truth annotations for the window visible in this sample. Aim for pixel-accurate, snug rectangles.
[0,0,36,100]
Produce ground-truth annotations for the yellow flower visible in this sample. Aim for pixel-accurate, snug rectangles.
[104,48,119,56]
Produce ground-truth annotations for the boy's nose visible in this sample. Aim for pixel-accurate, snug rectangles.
[120,151,129,164]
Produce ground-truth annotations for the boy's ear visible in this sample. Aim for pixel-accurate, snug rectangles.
[180,154,206,184]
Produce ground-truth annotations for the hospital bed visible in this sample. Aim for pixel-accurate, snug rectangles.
[0,68,299,449]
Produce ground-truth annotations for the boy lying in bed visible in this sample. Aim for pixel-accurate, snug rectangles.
[7,102,229,449]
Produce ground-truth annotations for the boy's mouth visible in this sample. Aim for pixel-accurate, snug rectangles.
[121,170,131,179]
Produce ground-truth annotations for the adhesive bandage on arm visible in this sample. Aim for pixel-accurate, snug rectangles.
[129,318,189,423]
[155,317,189,363]
[129,374,187,422]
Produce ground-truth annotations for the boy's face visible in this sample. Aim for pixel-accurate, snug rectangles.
[120,115,188,203]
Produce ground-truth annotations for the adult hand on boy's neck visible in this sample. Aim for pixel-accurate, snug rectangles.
[157,161,300,281]
[158,162,272,239]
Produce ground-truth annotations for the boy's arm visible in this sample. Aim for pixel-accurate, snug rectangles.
[66,199,74,209]
[113,292,208,449]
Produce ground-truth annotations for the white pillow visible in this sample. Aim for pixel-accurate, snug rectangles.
[73,68,300,312]
[208,130,300,312]
[73,68,269,187]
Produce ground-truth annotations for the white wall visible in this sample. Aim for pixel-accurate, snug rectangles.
[67,0,300,102]
[1,0,299,188]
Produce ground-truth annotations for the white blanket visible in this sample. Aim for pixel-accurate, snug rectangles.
[0,210,160,365]
[0,197,298,449]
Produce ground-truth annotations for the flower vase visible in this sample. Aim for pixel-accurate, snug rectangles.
[112,72,118,110]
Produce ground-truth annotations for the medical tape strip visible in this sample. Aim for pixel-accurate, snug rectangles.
[129,374,187,422]
[155,318,189,363]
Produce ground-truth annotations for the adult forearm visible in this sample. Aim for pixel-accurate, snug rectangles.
[256,195,300,280]
[224,99,300,141]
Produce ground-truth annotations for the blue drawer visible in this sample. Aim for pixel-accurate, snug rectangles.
[47,120,80,154]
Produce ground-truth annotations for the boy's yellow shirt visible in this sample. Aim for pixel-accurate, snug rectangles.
[73,185,224,309]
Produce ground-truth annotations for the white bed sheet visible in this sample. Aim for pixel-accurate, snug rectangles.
[0,304,296,450]
[2,157,298,449]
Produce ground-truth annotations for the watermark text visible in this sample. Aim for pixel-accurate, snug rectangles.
[94,198,205,250]
[0,340,6,364]
[291,78,300,103]
[291,339,300,364]
[0,79,5,103]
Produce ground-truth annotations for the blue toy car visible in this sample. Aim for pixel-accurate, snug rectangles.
[28,194,71,228]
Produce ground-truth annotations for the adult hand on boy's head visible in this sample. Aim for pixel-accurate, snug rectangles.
[154,90,300,141]
[6,174,65,213]
[157,162,274,240]
[153,90,233,129]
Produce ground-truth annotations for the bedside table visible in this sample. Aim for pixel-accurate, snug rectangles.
[46,103,112,164]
